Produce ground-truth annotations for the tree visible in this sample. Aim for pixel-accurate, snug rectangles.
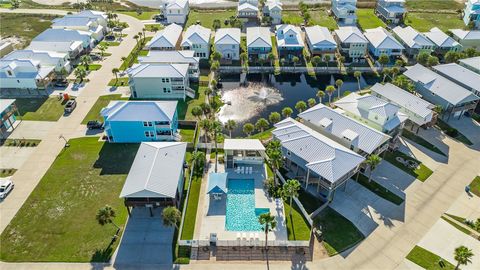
[465,47,477,58]
[210,51,222,62]
[394,59,404,67]
[133,34,139,44]
[454,246,474,270]
[268,112,281,125]
[111,68,120,83]
[445,51,460,63]
[378,53,389,68]
[74,66,87,83]
[96,205,120,235]
[211,120,222,172]
[266,140,283,185]
[316,90,325,103]
[212,19,221,30]
[243,123,254,136]
[416,51,430,66]
[295,101,307,113]
[393,74,410,89]
[80,55,92,71]
[99,44,108,59]
[191,105,203,120]
[324,54,331,68]
[307,98,316,108]
[190,151,205,173]
[255,118,270,133]
[210,60,220,73]
[427,55,439,67]
[382,67,391,83]
[354,71,362,91]
[151,25,160,33]
[292,56,300,69]
[391,66,400,79]
[59,67,68,80]
[433,104,443,115]
[267,52,275,66]
[11,0,20,9]
[199,118,212,143]
[200,102,212,116]
[258,212,277,250]
[335,79,343,99]
[283,179,301,216]
[282,107,293,118]
[162,206,181,229]
[325,85,336,104]
[225,119,237,138]
[311,56,321,67]
[240,52,248,68]
[366,154,381,182]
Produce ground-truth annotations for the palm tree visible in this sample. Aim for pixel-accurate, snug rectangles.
[378,53,389,68]
[133,34,139,44]
[74,66,87,83]
[200,102,212,117]
[190,151,205,173]
[282,107,293,118]
[243,123,254,137]
[311,56,321,67]
[199,118,212,143]
[391,66,400,79]
[210,51,222,62]
[292,56,300,70]
[366,154,381,182]
[80,55,91,71]
[454,246,474,270]
[255,118,270,133]
[283,179,301,216]
[325,85,336,104]
[295,101,307,113]
[224,119,236,138]
[210,60,220,73]
[307,98,316,108]
[99,44,108,59]
[382,68,391,83]
[268,112,281,125]
[433,104,443,115]
[162,206,181,229]
[204,87,213,100]
[354,71,362,91]
[96,205,120,235]
[267,52,275,66]
[211,120,222,172]
[316,90,325,103]
[324,55,331,68]
[258,212,277,250]
[240,52,248,68]
[335,79,343,99]
[266,140,283,185]
[112,68,120,83]
[191,105,203,120]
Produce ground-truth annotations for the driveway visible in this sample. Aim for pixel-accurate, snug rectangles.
[446,192,480,221]
[0,146,37,169]
[113,207,174,268]
[371,161,418,199]
[445,117,480,145]
[7,121,58,140]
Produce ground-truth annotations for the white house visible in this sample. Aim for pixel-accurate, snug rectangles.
[334,26,368,61]
[246,27,272,61]
[51,16,105,42]
[181,24,211,59]
[27,40,84,59]
[2,49,71,73]
[375,0,406,24]
[75,10,108,28]
[127,63,193,100]
[305,25,337,60]
[33,29,94,50]
[331,0,357,25]
[214,28,241,61]
[392,26,435,59]
[433,63,480,97]
[263,0,282,24]
[275,24,304,60]
[138,50,200,78]
[146,23,183,50]
[160,0,189,25]
[238,0,259,19]
[450,29,480,49]
[364,27,404,59]
[0,59,56,90]
[424,27,463,56]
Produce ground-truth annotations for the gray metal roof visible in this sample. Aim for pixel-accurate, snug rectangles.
[120,142,187,199]
[459,56,480,72]
[424,27,461,48]
[272,118,364,184]
[392,26,434,49]
[432,63,480,94]
[305,25,336,47]
[147,23,183,49]
[450,29,480,41]
[214,28,241,45]
[246,27,272,48]
[334,26,368,44]
[138,50,199,65]
[127,63,189,78]
[299,104,390,154]
[181,24,211,46]
[364,27,404,50]
[101,100,177,122]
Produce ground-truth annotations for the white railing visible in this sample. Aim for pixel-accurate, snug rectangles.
[184,238,310,248]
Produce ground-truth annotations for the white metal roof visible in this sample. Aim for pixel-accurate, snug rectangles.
[364,27,404,50]
[404,64,480,106]
[305,25,336,47]
[0,99,15,113]
[120,142,187,199]
[101,100,177,122]
[181,24,211,46]
[265,0,282,10]
[214,28,241,45]
[165,0,188,9]
[246,27,272,48]
[27,40,83,53]
[33,28,92,43]
[146,23,183,49]
[334,26,368,44]
[392,26,434,49]
[223,139,266,151]
[424,27,461,48]
[52,16,95,28]
[127,63,189,78]
[272,118,364,184]
[299,103,391,154]
[238,2,259,11]
[138,50,199,65]
[433,63,480,94]
[459,56,480,72]
[275,24,304,47]
[450,29,480,41]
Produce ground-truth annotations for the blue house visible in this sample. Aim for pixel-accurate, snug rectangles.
[0,99,18,138]
[364,27,404,59]
[375,0,406,25]
[464,0,480,29]
[246,27,272,62]
[101,101,180,143]
[275,24,304,60]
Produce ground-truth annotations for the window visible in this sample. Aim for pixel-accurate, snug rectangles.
[162,78,166,83]
[7,70,12,76]
[287,150,291,156]
[144,131,154,137]
[143,122,152,127]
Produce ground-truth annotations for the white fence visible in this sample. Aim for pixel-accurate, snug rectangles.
[179,239,310,248]
[218,65,375,74]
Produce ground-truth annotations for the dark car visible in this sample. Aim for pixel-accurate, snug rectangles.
[87,120,104,130]
[55,80,69,87]
[105,35,116,41]
[64,100,77,114]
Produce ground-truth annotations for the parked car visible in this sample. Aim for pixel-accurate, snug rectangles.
[87,120,104,130]
[90,54,102,61]
[64,99,77,114]
[112,26,123,32]
[0,179,14,199]
[55,80,69,88]
[105,35,116,41]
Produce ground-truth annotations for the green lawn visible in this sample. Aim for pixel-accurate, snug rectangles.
[3,139,41,147]
[118,11,158,20]
[297,188,324,214]
[402,130,446,157]
[0,3,12,8]
[81,95,128,124]
[0,168,17,177]
[284,200,311,241]
[247,128,274,140]
[436,119,473,146]
[185,9,236,29]
[15,97,65,121]
[440,216,472,235]
[314,207,365,256]
[144,24,163,32]
[99,41,120,47]
[405,12,465,32]
[282,11,304,25]
[355,173,404,205]
[357,9,386,30]
[310,9,338,30]
[180,128,196,143]
[180,166,203,240]
[384,151,433,182]
[405,0,463,10]
[107,77,129,87]
[119,37,152,70]
[470,176,480,197]
[184,86,206,120]
[406,245,455,270]
[0,137,138,262]
[88,64,102,71]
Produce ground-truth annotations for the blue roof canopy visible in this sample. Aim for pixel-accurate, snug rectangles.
[207,173,228,194]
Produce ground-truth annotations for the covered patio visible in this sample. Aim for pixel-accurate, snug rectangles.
[223,139,266,169]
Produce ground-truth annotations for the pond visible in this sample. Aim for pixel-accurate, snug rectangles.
[217,73,380,137]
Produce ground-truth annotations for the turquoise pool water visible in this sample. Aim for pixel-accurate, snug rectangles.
[226,179,269,231]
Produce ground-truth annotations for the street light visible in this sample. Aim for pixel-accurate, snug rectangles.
[58,135,70,148]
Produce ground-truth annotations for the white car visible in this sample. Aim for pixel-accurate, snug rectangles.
[0,178,14,199]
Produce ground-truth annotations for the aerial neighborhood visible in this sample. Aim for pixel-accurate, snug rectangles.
[0,0,480,269]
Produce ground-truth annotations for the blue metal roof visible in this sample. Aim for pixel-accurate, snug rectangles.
[207,173,228,194]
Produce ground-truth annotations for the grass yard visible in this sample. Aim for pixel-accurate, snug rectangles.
[0,13,59,49]
[107,77,129,87]
[284,200,311,241]
[405,0,463,11]
[118,11,158,20]
[405,12,465,32]
[440,216,472,235]
[247,128,274,140]
[310,9,338,30]
[436,119,473,146]
[355,173,404,205]
[282,11,304,25]
[144,24,163,32]
[384,151,433,182]
[0,137,139,262]
[297,188,324,214]
[314,207,364,256]
[184,86,207,120]
[15,97,65,121]
[119,37,152,70]
[180,128,196,143]
[357,9,386,30]
[0,168,17,177]
[406,245,455,270]
[88,64,102,71]
[81,94,128,124]
[180,166,203,240]
[470,176,480,197]
[99,41,120,47]
[185,9,236,29]
[402,130,446,157]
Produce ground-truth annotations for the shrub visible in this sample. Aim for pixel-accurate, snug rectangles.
[446,127,458,137]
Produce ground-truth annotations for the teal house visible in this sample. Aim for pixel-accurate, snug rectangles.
[101,100,180,143]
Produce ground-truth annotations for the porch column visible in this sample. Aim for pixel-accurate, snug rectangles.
[305,168,310,188]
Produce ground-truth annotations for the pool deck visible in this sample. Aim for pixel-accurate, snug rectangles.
[196,161,288,243]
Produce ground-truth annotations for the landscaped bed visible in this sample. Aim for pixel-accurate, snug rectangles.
[469,176,480,197]
[2,139,41,147]
[15,97,65,122]
[383,151,433,182]
[355,173,404,205]
[0,137,139,262]
[0,168,17,178]
[406,245,455,270]
[81,94,128,124]
[402,130,446,156]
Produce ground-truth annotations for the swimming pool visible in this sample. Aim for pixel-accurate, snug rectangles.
[225,179,269,231]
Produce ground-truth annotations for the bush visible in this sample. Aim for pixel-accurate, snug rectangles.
[445,127,458,137]
[264,177,283,198]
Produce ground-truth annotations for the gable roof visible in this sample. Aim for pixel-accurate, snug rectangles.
[450,29,480,40]
[265,0,282,10]
[305,25,336,47]
[392,26,434,48]
[33,28,92,43]
[138,50,199,65]
[272,118,364,184]
[181,24,211,46]
[364,27,404,50]
[27,40,83,53]
[424,27,461,48]
[165,0,188,9]
[0,59,55,79]
[52,16,95,28]
[207,173,228,194]
[404,64,480,105]
[275,24,304,47]
[459,56,480,72]
[238,2,259,12]
[334,26,368,44]
[146,23,183,49]
[127,63,189,78]
[4,49,67,63]
[299,104,390,154]
[246,27,272,48]
[223,139,265,151]
[101,100,177,122]
[214,28,241,45]
[432,63,480,94]
[120,142,187,199]
[76,10,108,20]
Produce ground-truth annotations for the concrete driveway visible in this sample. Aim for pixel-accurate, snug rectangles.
[7,121,58,140]
[371,161,418,199]
[445,116,480,145]
[446,192,480,221]
[0,146,37,169]
[113,207,174,268]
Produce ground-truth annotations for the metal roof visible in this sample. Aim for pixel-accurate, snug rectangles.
[207,173,228,194]
[127,63,189,78]
[138,50,199,65]
[246,27,272,48]
[459,56,480,72]
[272,118,364,184]
[33,28,92,43]
[52,17,95,27]
[364,27,404,50]
[101,100,177,122]
[27,40,83,53]
[424,27,461,48]
[334,26,368,44]
[392,26,434,49]
[305,25,336,47]
[147,23,183,49]
[182,24,211,46]
[450,29,480,40]
[0,99,15,113]
[223,139,266,151]
[432,63,480,94]
[299,103,391,154]
[214,28,241,45]
[120,142,187,199]
[238,2,259,11]
[275,24,304,47]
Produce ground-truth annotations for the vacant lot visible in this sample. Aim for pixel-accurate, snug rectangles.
[0,137,138,262]
[310,10,338,30]
[185,9,236,29]
[15,97,65,121]
[405,12,465,32]
[81,95,128,124]
[357,9,386,29]
[405,0,463,11]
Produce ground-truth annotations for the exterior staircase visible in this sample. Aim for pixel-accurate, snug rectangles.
[185,87,196,99]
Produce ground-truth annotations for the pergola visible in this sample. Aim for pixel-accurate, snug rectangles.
[223,139,266,169]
